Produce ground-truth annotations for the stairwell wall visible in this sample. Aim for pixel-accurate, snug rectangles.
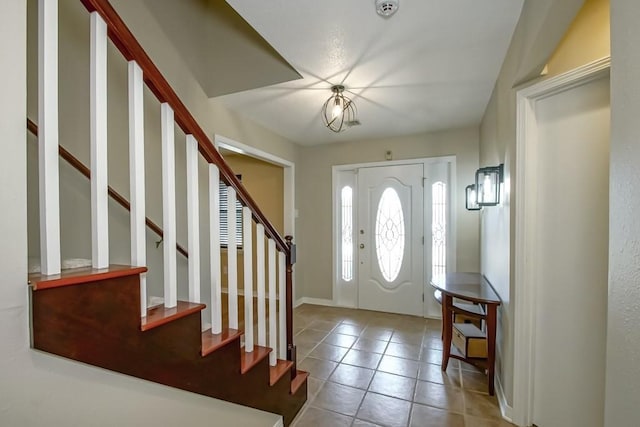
[0,1,282,425]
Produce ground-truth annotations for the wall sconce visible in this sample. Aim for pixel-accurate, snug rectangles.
[475,164,504,206]
[465,184,481,210]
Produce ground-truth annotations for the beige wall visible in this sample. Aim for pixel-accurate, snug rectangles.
[296,127,480,300]
[545,0,610,77]
[478,0,586,407]
[605,0,640,424]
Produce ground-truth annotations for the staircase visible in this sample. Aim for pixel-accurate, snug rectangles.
[29,0,307,424]
[29,266,307,425]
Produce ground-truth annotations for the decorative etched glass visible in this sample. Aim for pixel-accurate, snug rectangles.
[341,186,353,281]
[432,182,446,277]
[375,187,405,282]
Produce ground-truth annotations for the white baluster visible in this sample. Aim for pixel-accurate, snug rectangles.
[256,224,266,346]
[227,187,238,330]
[38,0,61,275]
[278,251,286,361]
[161,103,177,308]
[268,239,277,366]
[209,164,222,334]
[243,207,254,352]
[186,135,200,303]
[128,60,146,317]
[90,11,109,269]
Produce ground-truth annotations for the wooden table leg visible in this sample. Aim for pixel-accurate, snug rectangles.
[486,303,497,396]
[441,294,453,371]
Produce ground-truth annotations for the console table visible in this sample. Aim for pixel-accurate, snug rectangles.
[430,272,501,395]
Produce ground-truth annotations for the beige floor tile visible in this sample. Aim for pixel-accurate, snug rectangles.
[357,392,412,427]
[353,337,389,354]
[353,420,384,427]
[328,363,375,389]
[378,354,420,378]
[461,369,490,394]
[334,323,365,336]
[291,406,352,427]
[463,390,502,420]
[323,332,358,348]
[464,415,517,426]
[385,342,422,360]
[423,336,444,350]
[361,326,394,341]
[308,343,349,362]
[414,380,464,413]
[421,348,444,364]
[311,381,366,416]
[390,330,425,345]
[418,362,462,388]
[296,328,330,343]
[307,377,325,399]
[299,357,338,380]
[410,403,465,427]
[368,371,416,401]
[308,319,340,332]
[342,348,383,369]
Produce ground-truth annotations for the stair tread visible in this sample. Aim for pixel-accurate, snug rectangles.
[269,359,294,386]
[291,370,309,395]
[28,264,147,290]
[240,345,272,374]
[141,301,206,331]
[201,328,243,357]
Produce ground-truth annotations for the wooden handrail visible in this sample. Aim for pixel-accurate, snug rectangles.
[79,0,288,255]
[27,118,189,259]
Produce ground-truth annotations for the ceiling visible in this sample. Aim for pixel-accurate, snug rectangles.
[152,1,525,146]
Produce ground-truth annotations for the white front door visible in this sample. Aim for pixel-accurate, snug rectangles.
[357,164,424,316]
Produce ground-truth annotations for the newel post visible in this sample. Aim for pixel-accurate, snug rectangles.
[285,235,297,379]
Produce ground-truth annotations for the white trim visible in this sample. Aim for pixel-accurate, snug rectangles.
[512,56,610,426]
[496,371,514,423]
[90,12,109,269]
[294,297,335,308]
[38,0,61,275]
[272,417,284,427]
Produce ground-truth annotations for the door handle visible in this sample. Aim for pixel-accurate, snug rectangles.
[360,244,365,249]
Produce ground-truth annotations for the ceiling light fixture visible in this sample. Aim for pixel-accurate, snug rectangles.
[321,85,358,133]
[376,0,399,17]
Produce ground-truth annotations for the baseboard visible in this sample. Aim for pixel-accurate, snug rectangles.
[495,372,514,423]
[272,417,284,427]
[294,297,335,308]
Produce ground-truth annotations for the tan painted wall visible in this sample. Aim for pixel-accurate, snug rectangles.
[296,127,480,301]
[545,0,610,77]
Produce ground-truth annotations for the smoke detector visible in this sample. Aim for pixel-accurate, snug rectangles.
[376,0,399,17]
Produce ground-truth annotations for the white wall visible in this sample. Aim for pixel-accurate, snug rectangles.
[605,0,640,424]
[0,1,279,425]
[296,127,480,301]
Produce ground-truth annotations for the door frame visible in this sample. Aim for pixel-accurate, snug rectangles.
[512,56,610,426]
[331,156,457,317]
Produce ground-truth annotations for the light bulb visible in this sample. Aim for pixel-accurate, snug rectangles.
[331,100,343,120]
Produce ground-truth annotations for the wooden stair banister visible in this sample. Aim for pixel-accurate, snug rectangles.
[75,0,297,375]
[27,118,189,259]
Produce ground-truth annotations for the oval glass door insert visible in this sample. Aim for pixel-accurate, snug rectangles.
[375,187,405,282]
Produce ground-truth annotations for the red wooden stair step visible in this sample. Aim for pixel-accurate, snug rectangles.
[240,345,272,374]
[201,328,242,357]
[141,301,206,331]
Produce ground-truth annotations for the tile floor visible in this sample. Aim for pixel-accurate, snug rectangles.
[291,304,515,427]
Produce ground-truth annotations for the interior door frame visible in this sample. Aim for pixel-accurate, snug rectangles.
[512,56,610,426]
[331,156,457,317]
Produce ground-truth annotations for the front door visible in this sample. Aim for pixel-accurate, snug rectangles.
[357,164,424,316]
